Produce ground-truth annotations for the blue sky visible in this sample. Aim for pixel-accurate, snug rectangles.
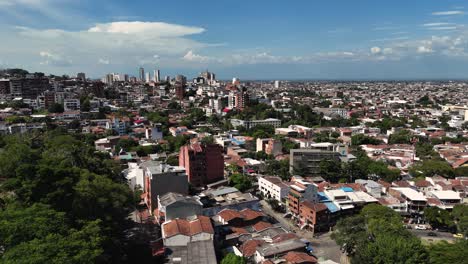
[1,0,468,79]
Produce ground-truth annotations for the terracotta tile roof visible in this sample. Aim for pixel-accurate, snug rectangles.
[217,208,264,222]
[415,180,432,188]
[452,158,468,169]
[378,180,391,188]
[426,197,442,206]
[240,239,264,257]
[231,227,249,235]
[218,209,243,222]
[162,216,213,238]
[393,180,411,187]
[241,208,265,221]
[283,251,318,264]
[253,221,273,232]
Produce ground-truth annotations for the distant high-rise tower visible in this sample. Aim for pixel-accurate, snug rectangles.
[77,72,86,82]
[153,69,160,82]
[232,77,240,84]
[139,67,145,82]
[175,75,187,85]
[145,72,151,83]
[274,80,280,88]
[105,74,114,85]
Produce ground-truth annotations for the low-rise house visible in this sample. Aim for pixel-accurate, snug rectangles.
[254,239,307,263]
[214,208,265,227]
[200,186,260,216]
[157,192,203,222]
[161,215,214,247]
[389,187,427,215]
[355,179,382,198]
[427,190,461,210]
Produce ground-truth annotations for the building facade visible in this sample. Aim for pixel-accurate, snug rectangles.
[179,143,224,186]
[289,149,341,176]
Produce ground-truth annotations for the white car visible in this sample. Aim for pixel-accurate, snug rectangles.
[415,225,427,230]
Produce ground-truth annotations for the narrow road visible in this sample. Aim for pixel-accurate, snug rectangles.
[409,229,455,242]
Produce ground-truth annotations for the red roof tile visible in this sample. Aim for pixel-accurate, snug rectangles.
[241,208,265,221]
[218,209,243,222]
[415,180,432,188]
[162,216,213,238]
[283,251,318,264]
[240,240,264,257]
[252,221,273,232]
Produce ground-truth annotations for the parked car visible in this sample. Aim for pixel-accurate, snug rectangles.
[415,225,427,230]
[453,233,464,239]
[427,232,437,237]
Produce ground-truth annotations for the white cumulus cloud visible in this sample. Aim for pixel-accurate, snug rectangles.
[88,21,205,37]
[417,46,433,54]
[39,50,72,66]
[370,47,381,54]
[432,11,464,16]
[98,58,110,65]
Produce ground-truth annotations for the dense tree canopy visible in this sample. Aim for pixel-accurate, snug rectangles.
[221,253,246,264]
[409,160,455,179]
[0,130,136,262]
[351,134,383,146]
[229,173,252,192]
[332,204,429,264]
[428,240,468,264]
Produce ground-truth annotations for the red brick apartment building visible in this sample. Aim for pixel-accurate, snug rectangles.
[179,143,224,186]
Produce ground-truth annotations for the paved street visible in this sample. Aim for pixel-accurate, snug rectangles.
[260,200,343,263]
[409,229,456,243]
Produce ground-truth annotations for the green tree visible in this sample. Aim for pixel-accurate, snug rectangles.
[81,98,91,112]
[319,159,344,183]
[424,207,454,230]
[0,203,68,250]
[48,103,64,113]
[409,160,455,178]
[332,204,429,264]
[166,155,179,166]
[428,240,468,264]
[265,159,290,180]
[1,220,104,264]
[115,138,138,152]
[221,253,247,264]
[452,204,468,236]
[351,134,383,146]
[229,173,252,192]
[388,130,412,144]
[415,142,437,160]
[0,130,136,261]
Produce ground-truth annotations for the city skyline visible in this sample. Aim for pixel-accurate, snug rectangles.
[1,0,468,79]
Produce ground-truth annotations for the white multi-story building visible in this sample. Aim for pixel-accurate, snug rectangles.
[258,176,290,203]
[63,99,80,111]
[230,118,281,129]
